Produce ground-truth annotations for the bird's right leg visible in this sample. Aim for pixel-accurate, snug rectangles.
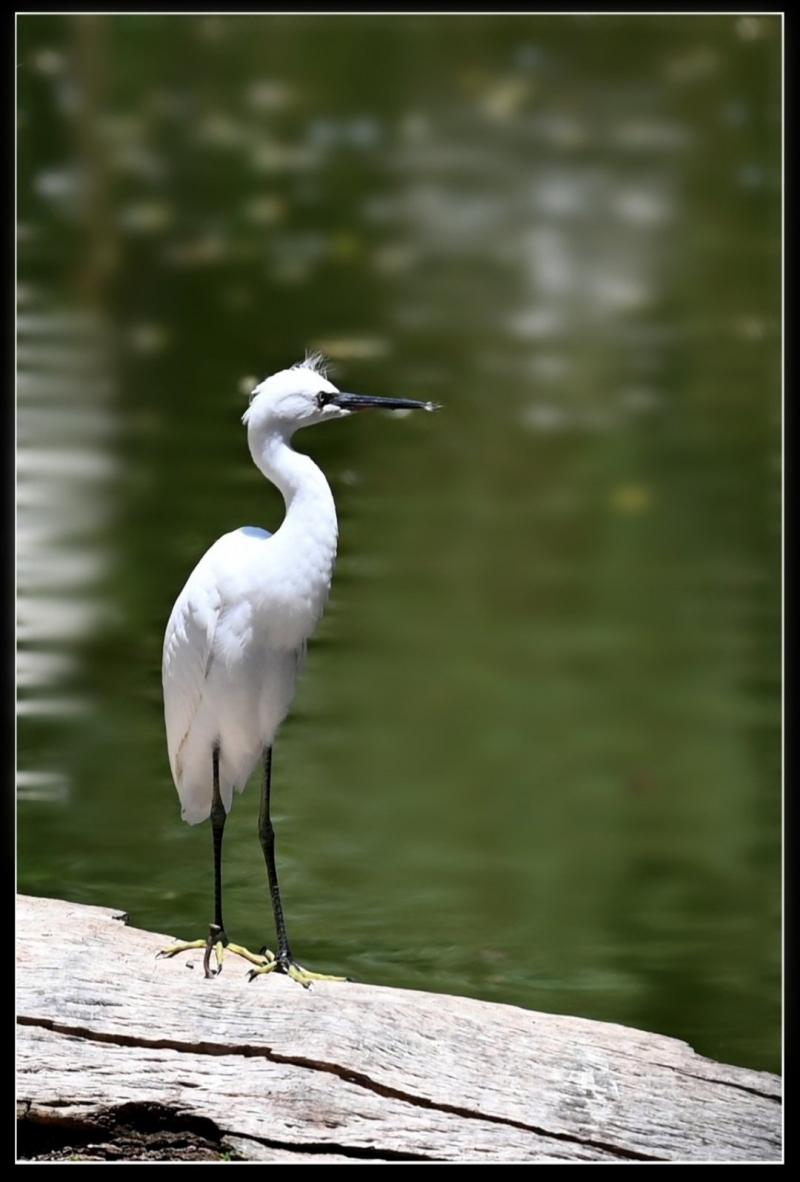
[158,745,274,978]
[247,746,347,987]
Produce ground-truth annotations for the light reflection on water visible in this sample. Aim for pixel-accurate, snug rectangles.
[17,14,780,1073]
[17,288,117,799]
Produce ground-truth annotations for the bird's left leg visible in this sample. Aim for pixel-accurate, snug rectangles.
[158,745,274,977]
[247,746,348,988]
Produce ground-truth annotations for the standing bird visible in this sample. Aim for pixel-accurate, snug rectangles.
[159,356,438,985]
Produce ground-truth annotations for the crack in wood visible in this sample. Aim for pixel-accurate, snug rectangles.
[18,1014,661,1162]
[645,1063,780,1104]
[221,1132,435,1162]
[603,1040,780,1105]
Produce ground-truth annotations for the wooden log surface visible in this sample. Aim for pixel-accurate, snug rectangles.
[16,895,781,1163]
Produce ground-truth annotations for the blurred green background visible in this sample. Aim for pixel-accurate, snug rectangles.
[17,14,780,1072]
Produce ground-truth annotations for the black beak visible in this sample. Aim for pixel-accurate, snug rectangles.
[331,393,440,413]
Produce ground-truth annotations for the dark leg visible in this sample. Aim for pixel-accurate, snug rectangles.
[211,745,225,929]
[203,745,227,977]
[248,746,347,987]
[158,744,274,977]
[258,746,292,965]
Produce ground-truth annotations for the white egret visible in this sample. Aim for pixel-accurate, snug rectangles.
[158,355,438,985]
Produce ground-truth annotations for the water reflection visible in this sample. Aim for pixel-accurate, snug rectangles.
[17,289,117,798]
[17,13,780,1074]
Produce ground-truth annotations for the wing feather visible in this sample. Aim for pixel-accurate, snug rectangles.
[162,578,221,789]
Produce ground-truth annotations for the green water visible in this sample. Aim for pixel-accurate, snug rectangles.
[17,14,780,1073]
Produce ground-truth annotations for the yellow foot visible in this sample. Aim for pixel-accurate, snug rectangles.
[157,924,275,979]
[247,955,349,989]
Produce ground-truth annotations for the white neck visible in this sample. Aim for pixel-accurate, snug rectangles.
[249,427,339,624]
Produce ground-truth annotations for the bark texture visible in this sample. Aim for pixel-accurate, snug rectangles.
[16,895,781,1163]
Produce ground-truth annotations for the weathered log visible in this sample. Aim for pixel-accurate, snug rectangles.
[16,894,781,1163]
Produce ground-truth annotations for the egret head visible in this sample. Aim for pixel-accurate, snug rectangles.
[243,354,438,439]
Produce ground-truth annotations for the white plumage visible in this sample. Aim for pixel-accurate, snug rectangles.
[162,360,342,824]
[159,358,436,982]
[163,528,304,823]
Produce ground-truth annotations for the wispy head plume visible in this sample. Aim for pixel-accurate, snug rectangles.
[293,349,330,379]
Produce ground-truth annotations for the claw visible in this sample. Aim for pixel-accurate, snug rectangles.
[202,941,219,979]
[286,962,348,987]
[247,961,277,983]
[157,939,206,960]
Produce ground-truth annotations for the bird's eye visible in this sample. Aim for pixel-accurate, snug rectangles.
[316,391,333,409]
